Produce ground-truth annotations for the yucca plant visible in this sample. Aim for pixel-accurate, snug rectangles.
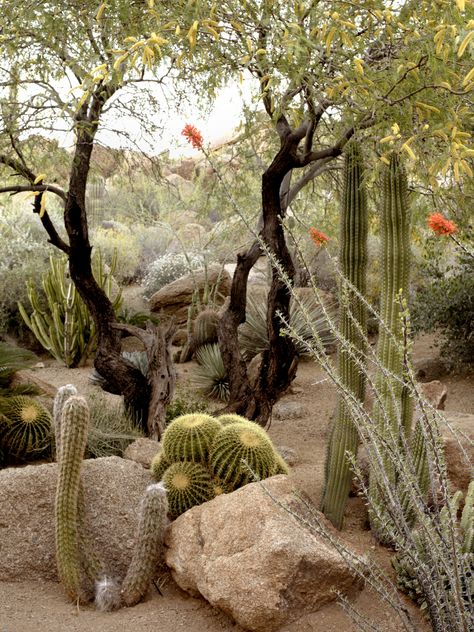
[238,289,335,361]
[192,343,229,401]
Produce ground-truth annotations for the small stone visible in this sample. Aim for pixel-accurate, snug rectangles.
[419,380,447,410]
[273,400,306,420]
[123,438,161,469]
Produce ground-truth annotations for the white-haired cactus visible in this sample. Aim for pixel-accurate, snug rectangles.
[321,141,368,529]
[121,482,169,606]
[55,395,90,602]
[53,384,78,459]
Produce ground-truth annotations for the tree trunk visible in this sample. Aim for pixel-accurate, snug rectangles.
[218,134,298,425]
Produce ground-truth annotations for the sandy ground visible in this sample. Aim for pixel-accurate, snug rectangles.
[1,334,472,632]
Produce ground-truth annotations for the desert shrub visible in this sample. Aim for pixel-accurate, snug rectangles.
[134,223,173,273]
[192,343,229,401]
[411,255,474,369]
[238,288,335,361]
[91,225,141,284]
[0,206,52,336]
[142,252,205,298]
[86,392,143,458]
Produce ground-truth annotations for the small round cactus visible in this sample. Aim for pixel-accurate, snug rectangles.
[193,309,219,347]
[273,451,290,475]
[162,461,213,517]
[150,451,172,481]
[210,422,278,489]
[0,395,52,458]
[162,413,222,464]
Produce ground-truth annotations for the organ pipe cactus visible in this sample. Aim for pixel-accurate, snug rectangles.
[321,142,368,529]
[18,251,122,368]
[369,153,414,542]
[55,395,90,602]
[121,482,169,606]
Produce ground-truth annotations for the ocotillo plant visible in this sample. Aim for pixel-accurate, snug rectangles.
[55,395,90,602]
[369,153,413,542]
[321,141,368,529]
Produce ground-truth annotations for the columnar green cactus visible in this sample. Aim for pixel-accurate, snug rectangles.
[321,142,368,529]
[210,422,278,489]
[162,461,213,517]
[18,252,122,368]
[193,308,219,348]
[53,384,78,459]
[162,413,222,463]
[55,395,90,602]
[369,153,414,541]
[0,395,52,459]
[121,482,169,606]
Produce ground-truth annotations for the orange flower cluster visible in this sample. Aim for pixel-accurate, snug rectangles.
[427,213,457,236]
[181,123,203,150]
[309,227,329,247]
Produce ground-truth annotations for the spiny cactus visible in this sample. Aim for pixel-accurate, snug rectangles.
[193,308,219,348]
[150,450,172,481]
[218,413,250,426]
[53,384,78,459]
[0,395,52,459]
[210,422,278,489]
[55,395,90,603]
[273,450,291,475]
[321,142,368,529]
[162,461,213,518]
[369,153,414,542]
[393,481,474,610]
[121,482,169,606]
[162,413,222,464]
[19,252,122,368]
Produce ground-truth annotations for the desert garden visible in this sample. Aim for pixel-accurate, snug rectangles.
[0,2,473,631]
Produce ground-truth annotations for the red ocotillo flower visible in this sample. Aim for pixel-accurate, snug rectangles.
[427,213,458,236]
[181,123,203,150]
[309,227,330,247]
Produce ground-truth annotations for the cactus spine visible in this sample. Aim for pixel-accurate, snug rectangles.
[321,142,368,529]
[53,384,78,459]
[121,482,169,606]
[162,461,213,517]
[55,395,90,602]
[193,308,219,348]
[369,153,413,541]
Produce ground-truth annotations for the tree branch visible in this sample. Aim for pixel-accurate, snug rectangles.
[0,183,68,201]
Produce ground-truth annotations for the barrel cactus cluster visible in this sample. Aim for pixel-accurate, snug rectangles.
[0,395,52,461]
[151,412,290,517]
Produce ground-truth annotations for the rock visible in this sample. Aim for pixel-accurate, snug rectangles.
[273,400,307,420]
[165,476,362,631]
[441,412,474,493]
[419,380,447,410]
[0,456,151,582]
[123,438,161,469]
[150,264,231,325]
[414,356,447,382]
[275,446,298,466]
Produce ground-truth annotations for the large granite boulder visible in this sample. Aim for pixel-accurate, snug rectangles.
[0,456,151,582]
[123,438,161,469]
[149,264,231,326]
[165,476,362,632]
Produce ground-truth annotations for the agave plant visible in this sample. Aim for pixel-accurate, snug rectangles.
[0,342,39,395]
[192,343,229,401]
[238,288,335,361]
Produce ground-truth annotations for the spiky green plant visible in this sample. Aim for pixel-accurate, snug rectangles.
[193,308,219,348]
[392,481,474,611]
[218,413,249,426]
[321,142,368,529]
[55,395,90,603]
[0,342,38,392]
[210,422,278,489]
[121,482,169,606]
[162,413,222,464]
[150,450,172,481]
[369,153,415,542]
[0,395,52,459]
[192,343,229,401]
[162,461,214,517]
[238,289,335,361]
[19,251,122,368]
